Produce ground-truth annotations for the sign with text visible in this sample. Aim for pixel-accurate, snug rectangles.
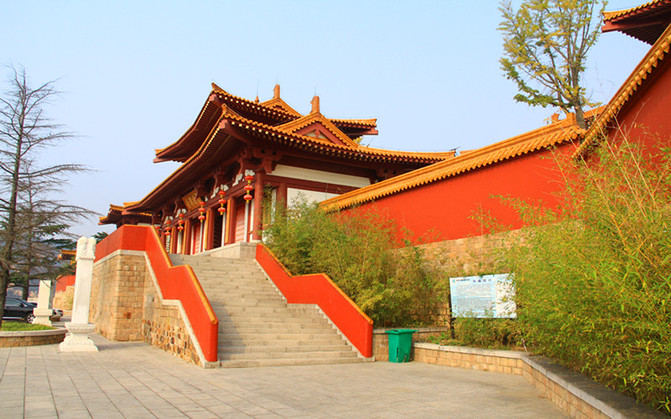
[449,274,516,318]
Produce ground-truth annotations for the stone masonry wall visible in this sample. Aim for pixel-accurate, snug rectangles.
[91,252,145,341]
[0,330,67,347]
[92,251,201,365]
[141,279,200,365]
[419,229,524,278]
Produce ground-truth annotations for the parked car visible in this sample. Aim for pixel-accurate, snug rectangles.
[50,308,64,322]
[3,298,64,323]
[3,297,35,323]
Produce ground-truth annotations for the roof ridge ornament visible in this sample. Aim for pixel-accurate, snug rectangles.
[273,84,280,99]
[311,95,320,114]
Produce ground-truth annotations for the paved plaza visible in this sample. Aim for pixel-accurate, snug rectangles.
[0,335,566,418]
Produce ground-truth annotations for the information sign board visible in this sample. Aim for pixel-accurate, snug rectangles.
[449,274,516,318]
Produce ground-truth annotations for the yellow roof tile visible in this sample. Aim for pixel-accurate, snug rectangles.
[576,23,671,156]
[603,0,669,21]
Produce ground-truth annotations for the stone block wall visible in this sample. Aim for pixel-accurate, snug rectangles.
[91,252,146,341]
[141,280,200,365]
[419,229,524,278]
[413,343,525,375]
[92,251,201,365]
[0,329,67,347]
[53,286,74,312]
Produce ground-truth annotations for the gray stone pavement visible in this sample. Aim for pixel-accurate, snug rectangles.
[0,334,566,418]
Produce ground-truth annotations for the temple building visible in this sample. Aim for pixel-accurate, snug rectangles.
[100,84,453,254]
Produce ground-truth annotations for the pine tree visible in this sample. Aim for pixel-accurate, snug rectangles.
[0,67,89,325]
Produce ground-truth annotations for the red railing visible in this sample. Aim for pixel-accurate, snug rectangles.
[95,225,218,362]
[256,244,374,358]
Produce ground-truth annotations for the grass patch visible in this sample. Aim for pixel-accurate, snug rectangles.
[1,322,55,331]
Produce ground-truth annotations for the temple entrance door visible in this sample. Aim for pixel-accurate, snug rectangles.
[213,213,224,248]
[235,200,245,243]
[191,222,202,254]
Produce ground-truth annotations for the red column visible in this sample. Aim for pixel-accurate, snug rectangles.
[205,207,216,250]
[252,173,264,241]
[183,219,192,255]
[277,182,288,210]
[225,198,236,245]
[170,226,178,254]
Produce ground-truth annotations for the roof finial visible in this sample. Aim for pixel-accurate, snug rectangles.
[310,95,320,114]
[254,96,259,103]
[273,84,280,99]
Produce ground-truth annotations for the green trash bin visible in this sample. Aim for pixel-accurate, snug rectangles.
[386,329,417,363]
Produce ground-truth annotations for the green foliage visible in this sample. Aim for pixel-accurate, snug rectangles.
[1,322,54,331]
[506,140,671,413]
[264,198,447,326]
[453,318,524,350]
[499,0,606,127]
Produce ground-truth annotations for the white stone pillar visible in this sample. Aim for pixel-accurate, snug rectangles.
[33,279,54,326]
[59,236,98,352]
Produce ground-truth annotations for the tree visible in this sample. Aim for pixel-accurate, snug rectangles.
[0,66,89,325]
[499,0,606,129]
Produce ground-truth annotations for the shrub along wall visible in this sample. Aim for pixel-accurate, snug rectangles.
[504,141,671,414]
[264,201,448,327]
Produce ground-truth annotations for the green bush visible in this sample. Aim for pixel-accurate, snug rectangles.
[453,318,524,349]
[506,139,671,413]
[264,199,447,326]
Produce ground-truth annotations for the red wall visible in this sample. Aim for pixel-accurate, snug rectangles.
[356,144,576,243]
[55,275,76,292]
[609,55,671,151]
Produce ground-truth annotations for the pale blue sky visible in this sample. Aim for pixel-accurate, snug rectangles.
[1,1,650,237]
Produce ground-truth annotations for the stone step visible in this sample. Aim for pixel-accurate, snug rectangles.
[213,312,326,323]
[219,336,346,347]
[205,293,284,301]
[219,327,340,341]
[220,350,358,361]
[170,253,363,368]
[216,320,330,330]
[219,330,341,340]
[217,321,331,331]
[219,344,352,355]
[219,357,362,368]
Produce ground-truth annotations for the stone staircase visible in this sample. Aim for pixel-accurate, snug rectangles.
[169,253,363,368]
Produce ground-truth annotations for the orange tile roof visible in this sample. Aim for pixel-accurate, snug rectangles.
[258,97,302,118]
[211,83,299,121]
[328,118,377,129]
[603,0,670,21]
[576,22,671,156]
[221,108,454,162]
[603,0,671,44]
[276,112,361,148]
[98,204,152,224]
[321,110,602,212]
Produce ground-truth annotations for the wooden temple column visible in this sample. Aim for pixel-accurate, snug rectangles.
[160,230,167,249]
[252,173,264,241]
[225,197,236,245]
[183,219,192,255]
[277,182,288,210]
[205,207,216,251]
[170,226,178,254]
